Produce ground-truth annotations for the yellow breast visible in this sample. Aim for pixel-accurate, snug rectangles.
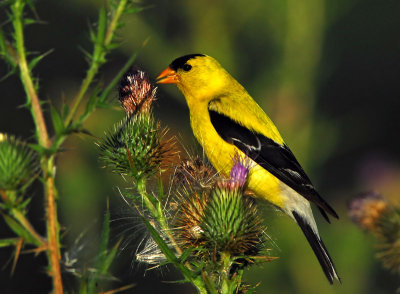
[190,106,286,208]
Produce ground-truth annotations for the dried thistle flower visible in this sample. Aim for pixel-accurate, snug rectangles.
[0,133,37,192]
[173,154,218,191]
[118,67,157,115]
[349,191,400,273]
[175,191,208,248]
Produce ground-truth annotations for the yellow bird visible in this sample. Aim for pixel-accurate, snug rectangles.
[157,54,340,284]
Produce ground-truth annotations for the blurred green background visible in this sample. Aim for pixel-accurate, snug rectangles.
[1,0,400,293]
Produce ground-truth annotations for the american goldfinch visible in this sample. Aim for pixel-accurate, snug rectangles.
[157,54,340,283]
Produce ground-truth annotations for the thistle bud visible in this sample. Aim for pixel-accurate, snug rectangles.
[118,67,156,115]
[98,115,173,180]
[201,185,264,256]
[0,134,37,193]
[349,191,400,273]
[348,191,388,232]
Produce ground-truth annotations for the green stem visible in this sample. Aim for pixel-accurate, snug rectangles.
[43,156,63,294]
[201,271,218,294]
[65,0,128,126]
[137,177,183,256]
[12,0,50,148]
[156,201,183,256]
[104,0,127,45]
[136,177,158,216]
[220,252,232,294]
[11,1,62,292]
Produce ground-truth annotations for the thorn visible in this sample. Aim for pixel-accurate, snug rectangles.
[11,238,24,276]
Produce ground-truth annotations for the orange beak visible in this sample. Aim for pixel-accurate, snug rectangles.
[156,67,179,84]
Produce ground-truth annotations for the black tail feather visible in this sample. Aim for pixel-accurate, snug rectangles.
[318,206,331,223]
[292,211,341,284]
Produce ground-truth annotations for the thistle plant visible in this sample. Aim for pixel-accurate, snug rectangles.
[349,192,400,275]
[99,68,274,293]
[0,0,142,292]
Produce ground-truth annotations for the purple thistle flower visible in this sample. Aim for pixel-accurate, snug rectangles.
[229,152,250,188]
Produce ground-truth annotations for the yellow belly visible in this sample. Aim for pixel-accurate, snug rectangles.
[192,114,285,208]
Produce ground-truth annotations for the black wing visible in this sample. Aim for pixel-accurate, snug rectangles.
[209,109,338,220]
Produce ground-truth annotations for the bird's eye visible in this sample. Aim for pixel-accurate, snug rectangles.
[182,63,192,72]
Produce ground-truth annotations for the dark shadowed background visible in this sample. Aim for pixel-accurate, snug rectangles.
[1,0,399,293]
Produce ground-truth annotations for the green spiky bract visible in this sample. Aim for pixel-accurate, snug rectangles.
[0,134,37,192]
[98,113,167,181]
[201,184,264,257]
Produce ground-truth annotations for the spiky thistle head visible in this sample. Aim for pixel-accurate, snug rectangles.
[175,154,265,259]
[348,191,389,232]
[118,67,156,115]
[98,115,175,181]
[0,133,38,192]
[200,185,264,256]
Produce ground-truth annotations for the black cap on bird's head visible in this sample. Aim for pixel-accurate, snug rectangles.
[157,54,205,84]
[169,54,205,71]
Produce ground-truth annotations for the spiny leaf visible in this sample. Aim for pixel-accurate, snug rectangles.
[0,27,17,68]
[1,213,39,246]
[87,209,118,294]
[61,103,70,120]
[28,48,54,71]
[88,25,96,43]
[78,46,92,62]
[124,6,146,14]
[50,105,65,135]
[22,18,36,26]
[28,143,49,155]
[99,241,120,276]
[0,238,19,248]
[105,42,119,51]
[99,209,111,262]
